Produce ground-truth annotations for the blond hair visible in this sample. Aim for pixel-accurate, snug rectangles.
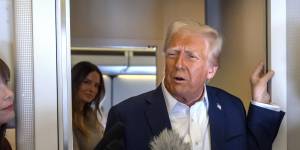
[164,20,223,66]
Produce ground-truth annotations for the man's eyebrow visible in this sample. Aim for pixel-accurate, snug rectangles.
[166,47,180,51]
[185,49,198,54]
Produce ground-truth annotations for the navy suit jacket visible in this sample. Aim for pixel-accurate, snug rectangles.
[105,85,284,150]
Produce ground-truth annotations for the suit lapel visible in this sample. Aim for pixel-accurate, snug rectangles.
[207,86,225,150]
[145,85,172,136]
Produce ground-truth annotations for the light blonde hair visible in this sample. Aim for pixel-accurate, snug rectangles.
[164,20,223,66]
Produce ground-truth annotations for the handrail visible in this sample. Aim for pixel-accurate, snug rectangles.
[71,46,156,52]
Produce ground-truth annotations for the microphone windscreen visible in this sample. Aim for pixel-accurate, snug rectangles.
[94,122,125,150]
[150,129,190,150]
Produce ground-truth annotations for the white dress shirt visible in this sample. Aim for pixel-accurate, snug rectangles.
[161,81,280,150]
[162,82,211,150]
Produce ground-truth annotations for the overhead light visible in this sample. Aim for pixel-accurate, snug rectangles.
[117,75,156,79]
[99,66,156,75]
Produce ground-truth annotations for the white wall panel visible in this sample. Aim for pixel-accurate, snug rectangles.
[268,0,287,149]
[287,0,300,149]
[14,0,59,149]
[112,75,156,105]
[14,0,35,149]
[100,75,112,126]
[32,0,58,149]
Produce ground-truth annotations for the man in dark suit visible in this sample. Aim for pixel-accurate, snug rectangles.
[104,20,285,150]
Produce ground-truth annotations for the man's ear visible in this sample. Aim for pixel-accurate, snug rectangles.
[207,65,218,80]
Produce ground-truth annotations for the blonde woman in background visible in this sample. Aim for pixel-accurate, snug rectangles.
[0,59,14,150]
[72,61,105,150]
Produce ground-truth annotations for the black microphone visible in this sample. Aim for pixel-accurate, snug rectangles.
[94,122,125,150]
[150,129,191,150]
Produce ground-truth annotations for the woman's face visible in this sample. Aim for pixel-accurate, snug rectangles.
[77,71,100,104]
[0,79,14,125]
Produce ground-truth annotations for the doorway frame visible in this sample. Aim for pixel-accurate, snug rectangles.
[267,0,287,150]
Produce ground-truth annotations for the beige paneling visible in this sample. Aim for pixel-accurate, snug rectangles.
[71,0,164,46]
[70,0,205,84]
[207,0,266,109]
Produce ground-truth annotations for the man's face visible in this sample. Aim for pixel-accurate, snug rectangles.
[164,31,217,102]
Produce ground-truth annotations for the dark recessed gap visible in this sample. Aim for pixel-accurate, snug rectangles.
[133,51,156,56]
[71,50,125,56]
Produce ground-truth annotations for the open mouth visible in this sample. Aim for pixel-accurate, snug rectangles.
[174,76,185,82]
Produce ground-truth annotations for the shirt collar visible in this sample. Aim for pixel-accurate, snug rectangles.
[161,78,209,114]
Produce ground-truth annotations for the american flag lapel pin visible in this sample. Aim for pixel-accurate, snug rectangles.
[217,103,222,110]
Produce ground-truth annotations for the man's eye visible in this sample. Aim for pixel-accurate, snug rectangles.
[187,54,199,60]
[167,52,177,57]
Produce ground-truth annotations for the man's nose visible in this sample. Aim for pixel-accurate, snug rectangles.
[175,51,185,69]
